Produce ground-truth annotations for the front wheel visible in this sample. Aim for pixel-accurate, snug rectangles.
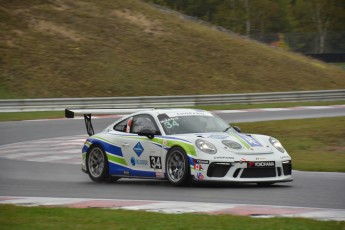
[166,147,190,186]
[86,145,109,182]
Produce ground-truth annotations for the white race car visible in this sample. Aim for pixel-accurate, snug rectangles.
[66,108,292,186]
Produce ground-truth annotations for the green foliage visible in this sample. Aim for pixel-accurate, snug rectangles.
[148,0,345,53]
[147,0,296,35]
[292,0,345,53]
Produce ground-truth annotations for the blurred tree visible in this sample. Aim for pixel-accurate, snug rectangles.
[292,0,343,53]
[146,0,345,53]
[149,0,292,38]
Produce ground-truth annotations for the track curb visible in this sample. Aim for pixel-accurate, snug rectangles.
[1,196,344,221]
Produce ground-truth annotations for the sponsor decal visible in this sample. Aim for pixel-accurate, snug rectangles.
[193,159,208,171]
[150,156,162,169]
[207,135,228,140]
[162,140,168,145]
[195,159,209,164]
[168,111,212,117]
[237,133,263,147]
[196,172,204,180]
[155,172,165,178]
[160,117,179,123]
[130,156,148,166]
[123,171,130,175]
[247,161,275,168]
[256,157,266,160]
[133,142,144,157]
[214,156,234,160]
[194,163,203,171]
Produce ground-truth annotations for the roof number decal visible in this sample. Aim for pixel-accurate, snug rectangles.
[160,117,180,129]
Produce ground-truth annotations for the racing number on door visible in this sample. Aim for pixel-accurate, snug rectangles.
[150,156,162,169]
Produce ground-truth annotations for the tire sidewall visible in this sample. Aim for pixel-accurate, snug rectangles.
[86,144,109,183]
[166,147,190,186]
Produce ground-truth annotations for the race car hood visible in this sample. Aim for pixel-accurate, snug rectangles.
[175,131,274,155]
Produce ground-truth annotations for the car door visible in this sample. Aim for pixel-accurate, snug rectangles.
[120,114,163,177]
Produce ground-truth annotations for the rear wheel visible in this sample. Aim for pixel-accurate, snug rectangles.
[166,147,190,186]
[86,145,110,182]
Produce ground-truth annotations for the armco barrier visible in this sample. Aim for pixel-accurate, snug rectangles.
[0,89,344,112]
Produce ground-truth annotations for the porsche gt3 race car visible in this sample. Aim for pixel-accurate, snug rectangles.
[65,108,292,186]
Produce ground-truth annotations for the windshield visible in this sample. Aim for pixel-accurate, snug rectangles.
[157,111,230,135]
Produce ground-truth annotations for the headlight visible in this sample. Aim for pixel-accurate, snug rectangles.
[222,140,242,149]
[195,139,217,154]
[269,137,285,153]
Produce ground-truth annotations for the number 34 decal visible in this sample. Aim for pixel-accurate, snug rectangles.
[150,156,162,169]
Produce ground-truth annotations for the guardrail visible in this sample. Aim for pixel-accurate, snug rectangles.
[0,89,344,112]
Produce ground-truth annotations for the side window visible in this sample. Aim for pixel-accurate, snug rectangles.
[113,118,130,132]
[131,115,160,135]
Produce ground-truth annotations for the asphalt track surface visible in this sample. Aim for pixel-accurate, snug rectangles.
[0,106,344,210]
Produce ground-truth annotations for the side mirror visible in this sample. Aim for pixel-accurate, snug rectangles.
[233,126,241,133]
[137,129,155,139]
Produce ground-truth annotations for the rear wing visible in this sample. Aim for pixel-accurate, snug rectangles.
[65,108,153,136]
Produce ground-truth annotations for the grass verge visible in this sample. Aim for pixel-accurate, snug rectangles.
[0,205,343,230]
[234,117,345,172]
[189,100,345,111]
[0,111,64,122]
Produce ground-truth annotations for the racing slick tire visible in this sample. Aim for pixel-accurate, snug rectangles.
[86,145,110,183]
[166,147,191,187]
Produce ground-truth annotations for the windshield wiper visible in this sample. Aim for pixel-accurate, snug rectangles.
[223,126,231,132]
